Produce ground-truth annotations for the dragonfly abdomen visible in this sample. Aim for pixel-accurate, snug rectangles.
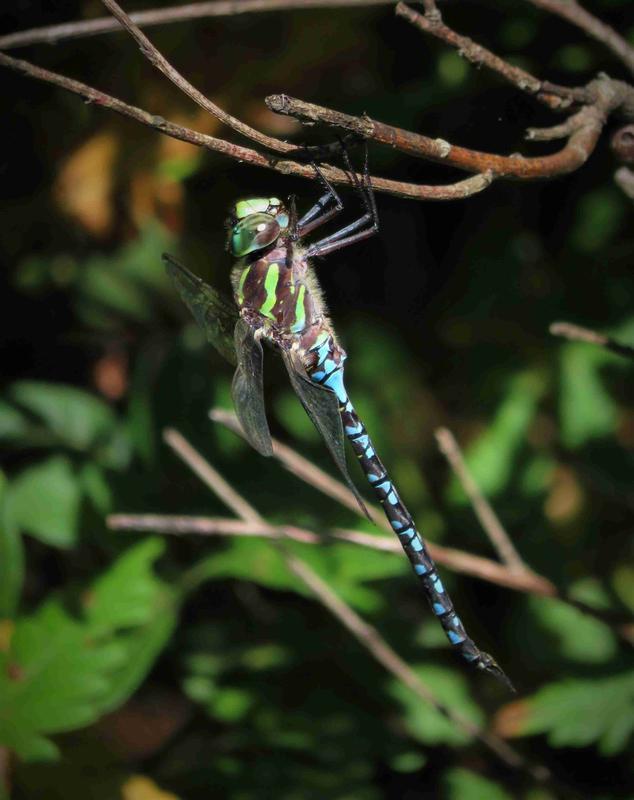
[305,334,512,688]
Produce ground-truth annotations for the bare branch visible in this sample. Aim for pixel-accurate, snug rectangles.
[435,428,527,573]
[100,0,293,154]
[0,0,395,51]
[163,428,261,522]
[396,2,587,110]
[210,407,634,644]
[523,0,634,76]
[0,50,494,201]
[209,407,387,528]
[266,76,630,179]
[107,510,557,596]
[156,428,549,779]
[282,549,548,780]
[550,321,634,359]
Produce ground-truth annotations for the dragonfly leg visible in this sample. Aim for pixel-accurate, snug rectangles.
[305,144,379,258]
[296,163,344,237]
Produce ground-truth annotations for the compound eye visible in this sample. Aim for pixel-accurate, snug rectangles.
[230,213,281,257]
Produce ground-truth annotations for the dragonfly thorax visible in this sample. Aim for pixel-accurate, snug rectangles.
[229,197,290,257]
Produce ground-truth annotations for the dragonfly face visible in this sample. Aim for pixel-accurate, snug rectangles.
[229,196,290,257]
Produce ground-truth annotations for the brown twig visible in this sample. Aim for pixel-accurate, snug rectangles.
[157,427,548,780]
[107,511,556,596]
[210,407,634,643]
[435,428,527,573]
[100,0,293,154]
[266,74,633,179]
[0,0,395,51]
[0,50,494,202]
[395,2,587,110]
[550,321,634,360]
[209,407,387,528]
[523,0,634,76]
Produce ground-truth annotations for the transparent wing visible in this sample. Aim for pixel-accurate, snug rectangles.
[164,253,237,366]
[282,350,369,519]
[232,318,273,458]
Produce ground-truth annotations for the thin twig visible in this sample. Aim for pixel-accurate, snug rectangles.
[210,407,634,643]
[435,428,527,573]
[523,0,634,76]
[107,511,556,596]
[396,2,587,110]
[550,321,634,359]
[100,0,293,154]
[0,0,395,51]
[164,428,261,522]
[210,407,386,528]
[266,76,632,179]
[159,427,549,780]
[0,50,494,202]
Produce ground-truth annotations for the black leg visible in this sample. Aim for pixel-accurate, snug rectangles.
[305,147,379,258]
[306,223,377,258]
[297,163,344,237]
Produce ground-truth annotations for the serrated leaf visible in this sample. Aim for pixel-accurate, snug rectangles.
[84,538,167,636]
[444,768,513,800]
[389,665,483,747]
[515,672,634,755]
[449,372,545,502]
[97,599,178,713]
[528,596,616,664]
[10,382,117,452]
[0,540,179,762]
[0,601,126,761]
[559,345,617,448]
[8,456,81,548]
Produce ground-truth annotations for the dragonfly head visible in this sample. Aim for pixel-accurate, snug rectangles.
[228,197,290,257]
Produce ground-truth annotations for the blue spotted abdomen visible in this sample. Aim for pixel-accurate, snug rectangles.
[304,331,488,668]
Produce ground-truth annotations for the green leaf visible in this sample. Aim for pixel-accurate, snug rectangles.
[0,602,125,761]
[0,471,24,617]
[528,596,616,664]
[0,401,30,441]
[79,462,112,514]
[0,540,179,762]
[84,538,167,636]
[559,345,617,448]
[7,456,81,548]
[389,665,483,747]
[10,382,117,452]
[444,768,513,800]
[517,672,634,755]
[96,598,178,713]
[449,372,545,501]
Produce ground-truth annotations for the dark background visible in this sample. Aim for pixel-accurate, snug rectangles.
[1,2,633,798]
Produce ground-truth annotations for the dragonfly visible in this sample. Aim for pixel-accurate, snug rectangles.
[165,173,512,690]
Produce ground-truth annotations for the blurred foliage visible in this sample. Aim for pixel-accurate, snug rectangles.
[1,0,633,798]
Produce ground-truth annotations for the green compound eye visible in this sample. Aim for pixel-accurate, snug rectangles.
[230,213,281,257]
[234,197,282,220]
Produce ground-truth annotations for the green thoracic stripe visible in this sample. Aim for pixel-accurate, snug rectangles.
[260,263,280,319]
[293,284,306,330]
[237,266,249,303]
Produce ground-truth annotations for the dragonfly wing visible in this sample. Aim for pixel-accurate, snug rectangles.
[232,318,273,457]
[282,350,369,520]
[164,253,238,366]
